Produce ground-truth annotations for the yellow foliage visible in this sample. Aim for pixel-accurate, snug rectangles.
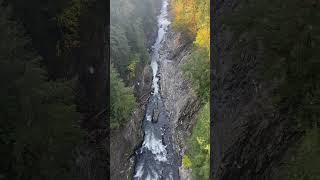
[128,61,137,73]
[128,62,136,72]
[204,144,210,151]
[128,54,139,79]
[195,26,210,50]
[182,155,192,168]
[196,136,205,145]
[171,0,210,51]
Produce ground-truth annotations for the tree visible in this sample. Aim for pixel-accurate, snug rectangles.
[110,0,158,84]
[110,25,130,78]
[110,66,136,129]
[171,0,210,45]
[182,47,210,102]
[187,103,210,180]
[172,0,210,102]
[171,1,210,178]
[0,4,84,179]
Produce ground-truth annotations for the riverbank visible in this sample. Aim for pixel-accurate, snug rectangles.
[158,26,202,179]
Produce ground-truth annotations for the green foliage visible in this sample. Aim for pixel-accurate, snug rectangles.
[110,66,136,129]
[280,127,320,180]
[110,25,130,77]
[109,0,158,130]
[128,53,140,80]
[125,19,146,56]
[7,0,83,79]
[187,103,210,180]
[173,1,211,178]
[57,0,82,49]
[0,5,84,179]
[110,0,157,83]
[182,47,210,102]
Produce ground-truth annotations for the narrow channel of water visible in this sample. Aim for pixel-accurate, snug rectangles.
[133,0,180,179]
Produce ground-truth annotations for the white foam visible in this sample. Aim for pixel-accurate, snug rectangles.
[134,164,144,178]
[144,170,160,180]
[142,131,167,162]
[151,60,159,95]
[145,173,152,180]
[167,172,173,180]
[155,153,167,162]
[150,0,171,97]
[135,0,172,178]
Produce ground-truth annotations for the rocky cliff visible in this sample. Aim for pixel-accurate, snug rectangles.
[211,0,302,179]
[159,27,201,179]
[109,2,162,179]
[110,65,153,180]
[7,0,110,179]
[109,6,202,180]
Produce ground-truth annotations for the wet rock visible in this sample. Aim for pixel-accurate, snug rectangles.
[156,73,161,80]
[179,166,192,180]
[152,101,160,123]
[110,64,153,180]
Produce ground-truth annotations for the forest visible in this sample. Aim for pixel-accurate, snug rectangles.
[2,0,318,179]
[110,0,210,179]
[110,0,160,129]
[0,0,107,179]
[171,0,210,179]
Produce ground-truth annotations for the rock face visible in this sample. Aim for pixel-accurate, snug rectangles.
[110,65,152,180]
[110,109,144,180]
[211,0,301,179]
[152,101,160,123]
[109,1,162,178]
[159,28,201,179]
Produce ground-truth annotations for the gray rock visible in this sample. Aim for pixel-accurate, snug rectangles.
[110,64,153,180]
[211,0,301,179]
[158,27,201,176]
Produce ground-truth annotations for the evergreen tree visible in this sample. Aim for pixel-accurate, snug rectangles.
[110,25,130,78]
[110,66,136,129]
[182,47,210,102]
[0,4,84,179]
[110,0,158,83]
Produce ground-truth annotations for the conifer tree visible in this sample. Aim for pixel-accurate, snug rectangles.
[0,4,84,179]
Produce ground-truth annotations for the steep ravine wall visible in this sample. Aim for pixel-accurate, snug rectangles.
[110,3,162,179]
[110,65,152,180]
[110,10,202,180]
[211,0,301,179]
[159,28,201,180]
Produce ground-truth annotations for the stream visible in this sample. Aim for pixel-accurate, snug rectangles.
[133,0,180,179]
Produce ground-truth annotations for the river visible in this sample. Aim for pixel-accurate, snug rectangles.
[133,0,180,179]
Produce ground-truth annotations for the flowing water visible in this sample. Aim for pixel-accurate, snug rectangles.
[133,0,180,179]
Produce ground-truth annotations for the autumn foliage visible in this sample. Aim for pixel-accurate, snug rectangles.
[171,0,210,49]
[170,0,210,179]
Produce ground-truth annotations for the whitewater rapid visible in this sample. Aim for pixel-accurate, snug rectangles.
[133,0,180,179]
